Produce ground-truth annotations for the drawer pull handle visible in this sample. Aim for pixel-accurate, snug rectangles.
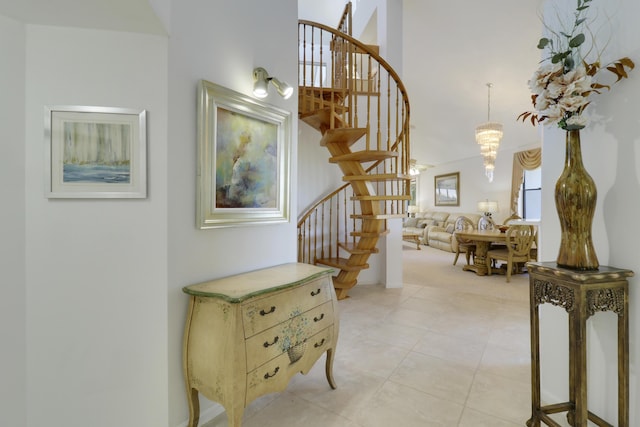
[260,306,276,316]
[314,338,326,348]
[264,367,280,379]
[310,288,322,296]
[313,313,325,322]
[263,336,279,348]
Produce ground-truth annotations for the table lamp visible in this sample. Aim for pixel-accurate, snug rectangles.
[478,200,498,218]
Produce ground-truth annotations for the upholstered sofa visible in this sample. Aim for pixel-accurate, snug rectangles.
[402,211,452,245]
[427,213,483,252]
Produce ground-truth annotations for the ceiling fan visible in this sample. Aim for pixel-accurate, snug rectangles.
[409,159,431,176]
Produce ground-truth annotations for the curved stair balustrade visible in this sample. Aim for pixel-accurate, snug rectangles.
[298,19,411,300]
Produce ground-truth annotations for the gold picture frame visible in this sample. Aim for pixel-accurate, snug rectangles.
[434,172,459,206]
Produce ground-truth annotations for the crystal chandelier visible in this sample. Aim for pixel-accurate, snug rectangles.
[475,83,503,182]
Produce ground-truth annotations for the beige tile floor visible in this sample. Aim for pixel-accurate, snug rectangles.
[203,244,534,427]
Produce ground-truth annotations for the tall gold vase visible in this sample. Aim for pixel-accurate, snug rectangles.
[555,129,599,270]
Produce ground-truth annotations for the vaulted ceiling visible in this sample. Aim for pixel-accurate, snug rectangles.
[401,0,544,167]
[4,0,544,169]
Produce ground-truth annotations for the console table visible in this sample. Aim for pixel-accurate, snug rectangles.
[182,263,338,427]
[526,262,633,427]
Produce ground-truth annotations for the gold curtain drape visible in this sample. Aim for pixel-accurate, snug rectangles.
[510,148,542,214]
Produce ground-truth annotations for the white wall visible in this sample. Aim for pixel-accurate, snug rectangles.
[3,2,322,426]
[298,0,346,26]
[538,0,640,423]
[24,26,169,427]
[0,13,26,427]
[297,122,344,213]
[166,0,299,425]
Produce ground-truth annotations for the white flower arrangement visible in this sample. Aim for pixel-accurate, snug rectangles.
[519,0,634,131]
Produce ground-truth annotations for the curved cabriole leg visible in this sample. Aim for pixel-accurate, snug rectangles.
[325,348,337,389]
[226,405,244,427]
[186,388,200,427]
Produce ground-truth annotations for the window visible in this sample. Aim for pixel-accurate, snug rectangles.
[519,168,541,220]
[410,178,417,206]
[509,148,541,218]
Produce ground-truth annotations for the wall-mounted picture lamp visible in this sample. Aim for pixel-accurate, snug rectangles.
[253,67,293,99]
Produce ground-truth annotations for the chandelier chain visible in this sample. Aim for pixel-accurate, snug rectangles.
[486,83,493,122]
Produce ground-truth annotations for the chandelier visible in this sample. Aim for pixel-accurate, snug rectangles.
[475,83,503,182]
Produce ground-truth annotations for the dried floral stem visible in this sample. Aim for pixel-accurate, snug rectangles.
[518,0,634,130]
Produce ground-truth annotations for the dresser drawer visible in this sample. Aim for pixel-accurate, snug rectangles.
[245,326,335,403]
[242,278,331,337]
[183,263,338,427]
[245,301,334,372]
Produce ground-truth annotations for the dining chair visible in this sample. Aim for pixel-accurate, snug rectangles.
[485,224,535,282]
[529,228,539,261]
[478,216,496,231]
[502,213,522,224]
[453,216,476,266]
[478,216,501,266]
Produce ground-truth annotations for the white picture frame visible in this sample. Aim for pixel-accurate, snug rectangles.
[196,80,291,229]
[45,105,147,198]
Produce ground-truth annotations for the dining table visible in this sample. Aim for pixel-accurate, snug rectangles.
[454,229,508,276]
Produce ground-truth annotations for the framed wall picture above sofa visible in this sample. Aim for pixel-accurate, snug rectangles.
[434,172,460,206]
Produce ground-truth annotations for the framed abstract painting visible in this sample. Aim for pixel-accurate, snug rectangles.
[196,80,291,229]
[45,105,147,198]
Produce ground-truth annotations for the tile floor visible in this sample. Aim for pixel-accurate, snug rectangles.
[203,244,535,427]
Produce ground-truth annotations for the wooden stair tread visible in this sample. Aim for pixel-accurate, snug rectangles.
[299,105,348,118]
[343,173,412,182]
[329,40,379,55]
[320,128,367,146]
[330,150,398,163]
[299,86,347,98]
[315,257,369,272]
[299,108,348,132]
[351,213,405,220]
[351,195,411,201]
[332,277,358,300]
[338,242,379,254]
[351,230,390,237]
[332,277,357,288]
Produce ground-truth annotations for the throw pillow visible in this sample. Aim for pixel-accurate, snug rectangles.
[445,223,455,234]
[404,217,418,228]
[418,219,434,228]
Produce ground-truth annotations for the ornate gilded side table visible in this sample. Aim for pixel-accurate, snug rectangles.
[526,262,633,427]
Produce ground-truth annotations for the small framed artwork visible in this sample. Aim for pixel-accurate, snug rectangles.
[434,172,460,206]
[196,80,291,229]
[45,105,147,198]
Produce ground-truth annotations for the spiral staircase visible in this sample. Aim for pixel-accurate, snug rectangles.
[297,4,412,299]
